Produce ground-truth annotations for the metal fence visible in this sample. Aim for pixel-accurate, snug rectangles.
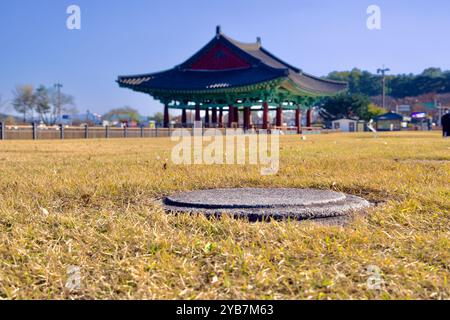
[0,123,336,141]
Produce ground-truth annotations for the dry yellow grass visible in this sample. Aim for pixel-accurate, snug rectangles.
[0,132,449,300]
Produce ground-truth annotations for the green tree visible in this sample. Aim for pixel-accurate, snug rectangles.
[389,74,415,98]
[421,67,443,78]
[151,112,164,124]
[327,71,351,82]
[320,93,371,121]
[348,68,362,94]
[328,67,450,99]
[103,106,141,122]
[444,71,450,92]
[359,71,382,96]
[367,103,387,119]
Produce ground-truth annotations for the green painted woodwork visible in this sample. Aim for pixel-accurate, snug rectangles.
[128,76,325,112]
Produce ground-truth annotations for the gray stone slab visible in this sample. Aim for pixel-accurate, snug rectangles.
[163,188,371,222]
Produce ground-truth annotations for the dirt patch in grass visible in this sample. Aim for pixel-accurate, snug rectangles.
[334,185,395,206]
[395,158,450,164]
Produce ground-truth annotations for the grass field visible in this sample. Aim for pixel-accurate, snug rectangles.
[0,132,449,300]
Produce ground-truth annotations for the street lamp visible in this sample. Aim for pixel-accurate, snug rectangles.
[54,83,63,123]
[377,66,390,110]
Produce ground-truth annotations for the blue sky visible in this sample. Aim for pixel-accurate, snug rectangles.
[1,0,449,116]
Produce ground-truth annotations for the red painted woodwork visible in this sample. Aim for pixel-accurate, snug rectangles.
[244,107,251,131]
[195,105,201,122]
[189,42,251,71]
[182,109,187,126]
[212,107,218,125]
[205,108,210,127]
[262,102,269,129]
[164,105,170,128]
[276,107,283,127]
[296,107,302,134]
[219,108,224,127]
[306,108,312,128]
[228,106,234,128]
[234,107,239,125]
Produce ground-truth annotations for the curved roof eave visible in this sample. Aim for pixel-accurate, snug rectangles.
[120,77,287,96]
[280,78,347,98]
[117,29,348,97]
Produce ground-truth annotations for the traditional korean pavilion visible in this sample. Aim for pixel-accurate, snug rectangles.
[117,26,347,132]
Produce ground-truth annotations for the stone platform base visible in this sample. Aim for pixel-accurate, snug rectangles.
[163,188,371,222]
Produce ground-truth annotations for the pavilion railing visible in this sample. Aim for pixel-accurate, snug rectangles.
[0,123,338,141]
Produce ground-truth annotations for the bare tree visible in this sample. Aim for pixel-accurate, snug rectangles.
[12,85,35,123]
[0,95,5,114]
[34,86,77,125]
[49,87,76,124]
[35,85,52,124]
[0,95,14,122]
[0,95,4,122]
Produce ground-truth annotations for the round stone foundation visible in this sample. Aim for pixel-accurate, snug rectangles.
[163,188,371,222]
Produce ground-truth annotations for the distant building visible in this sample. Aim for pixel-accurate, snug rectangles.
[396,104,411,115]
[331,119,366,132]
[374,112,403,131]
[63,111,103,126]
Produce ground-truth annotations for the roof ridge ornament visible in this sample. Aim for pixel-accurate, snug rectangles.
[256,37,262,46]
[216,25,222,38]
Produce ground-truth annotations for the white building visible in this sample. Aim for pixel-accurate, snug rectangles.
[332,119,364,132]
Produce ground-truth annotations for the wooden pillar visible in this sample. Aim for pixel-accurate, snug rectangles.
[195,105,201,122]
[306,108,312,128]
[296,107,302,134]
[211,107,218,126]
[234,107,239,127]
[276,107,283,127]
[228,106,234,128]
[218,108,223,127]
[262,101,269,129]
[181,109,187,127]
[164,104,170,128]
[205,108,210,128]
[243,107,251,131]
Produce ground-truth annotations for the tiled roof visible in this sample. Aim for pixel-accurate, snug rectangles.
[118,29,347,96]
[374,112,404,120]
[118,64,287,92]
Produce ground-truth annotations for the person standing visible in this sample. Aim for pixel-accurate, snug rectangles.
[441,109,450,138]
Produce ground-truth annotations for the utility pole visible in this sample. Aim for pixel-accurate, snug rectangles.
[377,66,390,110]
[54,83,63,124]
